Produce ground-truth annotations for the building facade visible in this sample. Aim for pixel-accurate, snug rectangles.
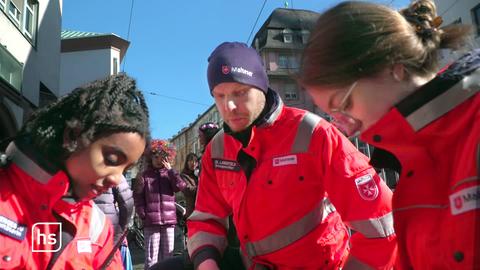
[251,8,319,112]
[436,0,480,44]
[170,104,221,171]
[60,30,129,96]
[0,0,62,147]
[435,0,480,65]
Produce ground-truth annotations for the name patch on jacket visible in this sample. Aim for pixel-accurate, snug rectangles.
[450,185,480,215]
[354,174,378,201]
[213,159,241,171]
[273,155,297,167]
[77,239,92,253]
[0,215,26,241]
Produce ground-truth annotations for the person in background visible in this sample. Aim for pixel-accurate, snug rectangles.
[0,73,149,269]
[133,139,186,269]
[94,175,135,270]
[198,122,220,155]
[181,153,199,218]
[299,0,478,269]
[188,42,397,270]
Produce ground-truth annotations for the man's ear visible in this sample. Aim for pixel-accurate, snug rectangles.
[391,63,406,82]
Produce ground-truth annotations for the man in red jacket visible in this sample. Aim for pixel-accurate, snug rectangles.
[187,42,397,270]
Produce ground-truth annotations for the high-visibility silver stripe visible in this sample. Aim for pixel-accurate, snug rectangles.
[245,198,335,257]
[90,203,106,243]
[188,210,229,230]
[291,112,321,153]
[394,204,448,212]
[343,255,374,270]
[406,69,480,131]
[346,212,394,239]
[187,231,227,257]
[210,130,225,159]
[6,142,53,184]
[452,176,479,191]
[259,98,284,127]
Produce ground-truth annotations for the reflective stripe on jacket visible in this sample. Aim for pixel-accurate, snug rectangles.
[362,53,480,269]
[0,143,122,270]
[188,102,396,269]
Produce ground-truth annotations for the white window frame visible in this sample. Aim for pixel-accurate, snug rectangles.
[282,28,293,44]
[0,0,6,11]
[8,1,21,24]
[23,0,35,39]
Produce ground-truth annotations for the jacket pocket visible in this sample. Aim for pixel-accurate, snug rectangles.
[0,238,27,269]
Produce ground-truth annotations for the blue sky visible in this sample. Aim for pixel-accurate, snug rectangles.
[62,0,410,139]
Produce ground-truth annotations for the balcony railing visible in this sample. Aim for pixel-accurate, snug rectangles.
[0,44,22,91]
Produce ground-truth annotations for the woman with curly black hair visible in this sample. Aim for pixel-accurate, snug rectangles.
[0,73,150,269]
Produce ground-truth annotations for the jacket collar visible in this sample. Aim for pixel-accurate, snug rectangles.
[224,88,283,146]
[257,88,284,128]
[6,142,56,184]
[5,142,71,207]
[362,61,480,172]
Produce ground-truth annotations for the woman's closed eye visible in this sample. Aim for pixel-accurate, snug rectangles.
[102,147,127,166]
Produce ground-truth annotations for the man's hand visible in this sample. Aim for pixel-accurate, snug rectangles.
[197,259,220,270]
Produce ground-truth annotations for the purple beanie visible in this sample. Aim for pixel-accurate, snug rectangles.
[207,42,269,95]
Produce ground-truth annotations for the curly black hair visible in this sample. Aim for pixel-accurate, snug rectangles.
[16,73,150,168]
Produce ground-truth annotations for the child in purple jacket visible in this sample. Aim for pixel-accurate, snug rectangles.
[133,139,186,269]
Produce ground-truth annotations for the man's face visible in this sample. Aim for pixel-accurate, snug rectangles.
[212,82,266,132]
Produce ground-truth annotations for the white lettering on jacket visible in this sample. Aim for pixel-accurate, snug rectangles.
[450,185,480,215]
[273,155,297,167]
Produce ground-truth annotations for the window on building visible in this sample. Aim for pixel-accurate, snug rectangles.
[113,57,118,74]
[285,92,298,100]
[0,44,23,91]
[8,1,21,24]
[473,4,480,36]
[284,84,298,101]
[1,0,38,43]
[23,0,36,39]
[301,30,310,44]
[288,55,299,69]
[282,28,293,43]
[278,55,288,69]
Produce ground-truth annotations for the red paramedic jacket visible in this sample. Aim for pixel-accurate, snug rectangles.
[0,143,122,270]
[361,50,480,269]
[188,92,397,270]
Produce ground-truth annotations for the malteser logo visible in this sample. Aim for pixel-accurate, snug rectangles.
[222,65,230,75]
[32,222,62,252]
[450,185,480,215]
